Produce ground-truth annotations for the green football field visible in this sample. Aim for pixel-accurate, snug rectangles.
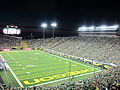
[0,50,102,87]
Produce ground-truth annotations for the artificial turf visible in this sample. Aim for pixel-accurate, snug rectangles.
[0,50,101,87]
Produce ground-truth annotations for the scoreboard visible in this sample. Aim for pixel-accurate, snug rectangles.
[3,25,21,35]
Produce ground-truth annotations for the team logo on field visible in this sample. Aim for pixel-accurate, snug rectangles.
[23,69,93,85]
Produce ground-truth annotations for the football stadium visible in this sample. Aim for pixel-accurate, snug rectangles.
[0,24,120,89]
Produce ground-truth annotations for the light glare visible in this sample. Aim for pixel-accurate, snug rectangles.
[98,25,107,29]
[51,22,57,27]
[113,25,119,28]
[89,26,95,29]
[78,25,119,31]
[41,23,47,28]
[78,26,87,30]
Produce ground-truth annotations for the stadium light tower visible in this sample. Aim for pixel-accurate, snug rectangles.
[51,22,57,38]
[113,25,119,29]
[41,23,47,39]
[99,25,107,29]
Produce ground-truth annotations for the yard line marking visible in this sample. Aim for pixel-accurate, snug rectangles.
[30,70,102,87]
[1,50,101,87]
[0,53,24,87]
[40,51,101,70]
[19,66,90,80]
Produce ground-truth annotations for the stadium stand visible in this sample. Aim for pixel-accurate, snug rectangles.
[0,66,120,89]
[0,34,21,49]
[0,34,120,89]
[27,35,120,65]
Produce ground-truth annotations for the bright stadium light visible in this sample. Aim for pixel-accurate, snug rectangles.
[51,22,57,27]
[78,26,87,31]
[78,26,87,30]
[106,25,119,30]
[41,23,47,38]
[95,25,107,31]
[51,22,57,38]
[78,26,95,31]
[113,25,119,29]
[89,26,95,29]
[41,23,47,28]
[99,25,107,29]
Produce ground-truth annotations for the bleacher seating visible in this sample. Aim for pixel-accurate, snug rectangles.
[0,34,120,90]
[27,35,120,65]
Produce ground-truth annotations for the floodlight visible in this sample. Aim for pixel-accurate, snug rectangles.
[89,26,95,29]
[112,25,119,28]
[51,22,57,38]
[41,23,47,28]
[99,25,107,29]
[51,22,57,27]
[106,25,119,30]
[78,26,87,30]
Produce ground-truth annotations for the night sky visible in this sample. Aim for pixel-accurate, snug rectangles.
[0,0,120,37]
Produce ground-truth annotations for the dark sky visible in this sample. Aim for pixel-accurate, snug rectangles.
[0,0,120,29]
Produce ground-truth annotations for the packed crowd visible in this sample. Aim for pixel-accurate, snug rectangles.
[0,34,21,49]
[0,34,120,89]
[27,35,120,65]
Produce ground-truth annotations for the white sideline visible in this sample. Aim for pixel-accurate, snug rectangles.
[0,50,101,87]
[30,70,102,87]
[42,51,101,71]
[0,54,24,87]
[29,51,102,87]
